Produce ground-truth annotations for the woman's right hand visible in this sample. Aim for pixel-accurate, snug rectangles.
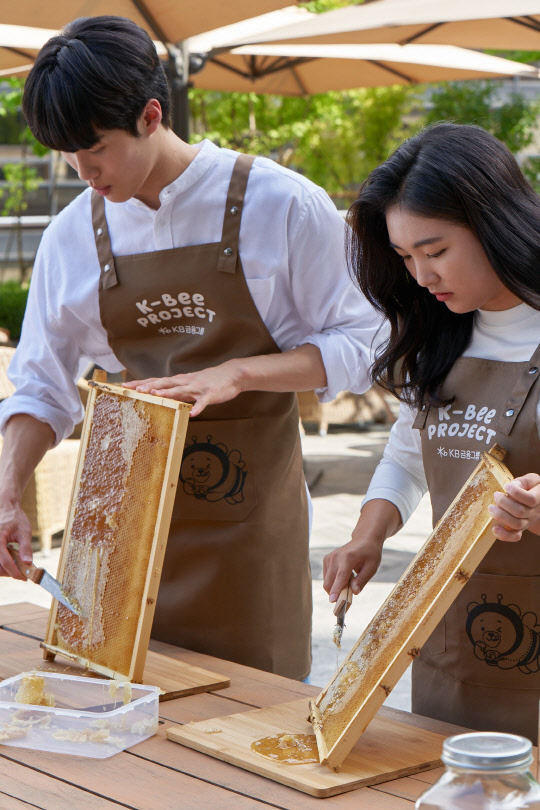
[323,534,383,603]
[323,498,403,603]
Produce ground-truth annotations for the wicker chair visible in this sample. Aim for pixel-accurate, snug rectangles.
[297,387,396,437]
[0,347,81,554]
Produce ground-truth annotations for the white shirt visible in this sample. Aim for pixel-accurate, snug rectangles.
[0,140,383,443]
[364,304,540,524]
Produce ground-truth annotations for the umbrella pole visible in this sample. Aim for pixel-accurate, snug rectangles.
[169,74,190,142]
[166,43,190,142]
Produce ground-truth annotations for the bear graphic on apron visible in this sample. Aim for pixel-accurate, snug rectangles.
[90,154,312,680]
[412,346,540,741]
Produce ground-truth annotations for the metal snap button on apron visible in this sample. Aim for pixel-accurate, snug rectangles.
[96,227,103,236]
[505,408,514,417]
[529,367,538,375]
[223,247,233,256]
[229,206,239,215]
[104,264,111,272]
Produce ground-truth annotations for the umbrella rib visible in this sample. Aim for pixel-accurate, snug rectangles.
[290,67,308,95]
[511,16,540,33]
[262,57,316,77]
[368,60,415,84]
[208,55,313,89]
[398,22,444,45]
[210,56,253,80]
[4,46,36,60]
[399,16,540,45]
[128,0,173,56]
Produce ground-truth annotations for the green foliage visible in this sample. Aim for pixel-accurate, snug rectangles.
[522,156,540,193]
[0,78,50,278]
[0,281,29,341]
[0,77,49,156]
[0,163,41,217]
[0,77,47,219]
[424,81,540,154]
[301,0,356,11]
[190,85,417,204]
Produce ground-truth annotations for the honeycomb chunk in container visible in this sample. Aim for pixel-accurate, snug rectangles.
[0,671,159,758]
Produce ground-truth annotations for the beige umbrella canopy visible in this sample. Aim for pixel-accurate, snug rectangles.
[0,25,58,76]
[236,0,540,51]
[191,43,540,95]
[0,1,294,45]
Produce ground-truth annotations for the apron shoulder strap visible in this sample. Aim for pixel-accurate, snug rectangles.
[497,341,540,436]
[413,402,429,430]
[217,154,256,275]
[90,191,118,290]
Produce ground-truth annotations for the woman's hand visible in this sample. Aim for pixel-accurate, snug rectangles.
[124,360,242,417]
[488,473,540,541]
[323,536,383,602]
[323,499,402,603]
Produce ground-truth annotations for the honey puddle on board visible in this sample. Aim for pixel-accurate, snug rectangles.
[251,733,319,765]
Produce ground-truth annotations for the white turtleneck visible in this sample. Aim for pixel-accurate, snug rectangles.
[364,304,540,525]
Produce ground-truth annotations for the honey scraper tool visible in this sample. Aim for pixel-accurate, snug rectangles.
[9,547,81,617]
[333,584,353,647]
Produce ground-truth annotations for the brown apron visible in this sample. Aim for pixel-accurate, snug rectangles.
[90,154,312,680]
[412,346,540,741]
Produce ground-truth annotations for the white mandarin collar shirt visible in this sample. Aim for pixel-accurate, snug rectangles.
[1,140,384,442]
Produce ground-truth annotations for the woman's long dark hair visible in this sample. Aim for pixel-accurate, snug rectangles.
[347,123,540,409]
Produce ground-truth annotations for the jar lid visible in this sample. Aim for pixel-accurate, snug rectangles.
[443,733,533,771]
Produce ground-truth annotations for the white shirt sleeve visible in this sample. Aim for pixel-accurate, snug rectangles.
[0,237,83,442]
[285,189,385,402]
[362,400,428,525]
[0,217,122,444]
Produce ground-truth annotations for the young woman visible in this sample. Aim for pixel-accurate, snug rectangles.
[324,123,540,741]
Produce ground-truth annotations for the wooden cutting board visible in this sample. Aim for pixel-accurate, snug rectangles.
[0,628,229,701]
[167,698,444,797]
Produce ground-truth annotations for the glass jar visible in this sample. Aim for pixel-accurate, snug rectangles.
[415,732,540,809]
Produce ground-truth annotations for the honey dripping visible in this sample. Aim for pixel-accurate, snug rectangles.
[251,733,319,765]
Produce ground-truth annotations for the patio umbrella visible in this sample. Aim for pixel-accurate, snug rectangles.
[0,1,296,44]
[0,7,310,136]
[189,43,539,95]
[232,0,540,51]
[0,25,58,76]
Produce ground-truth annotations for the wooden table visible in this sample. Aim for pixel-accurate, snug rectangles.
[0,603,499,809]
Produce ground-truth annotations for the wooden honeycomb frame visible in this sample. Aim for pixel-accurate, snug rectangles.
[310,445,514,771]
[42,380,191,683]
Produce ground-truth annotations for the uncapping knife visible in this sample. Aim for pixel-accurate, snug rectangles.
[9,548,82,617]
[333,584,353,648]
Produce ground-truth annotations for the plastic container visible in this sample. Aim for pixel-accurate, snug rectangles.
[0,671,159,758]
[415,732,540,809]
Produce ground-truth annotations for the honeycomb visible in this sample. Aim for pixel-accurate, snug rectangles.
[49,388,181,679]
[15,675,55,707]
[317,462,509,752]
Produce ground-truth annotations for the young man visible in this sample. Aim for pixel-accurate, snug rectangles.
[0,16,382,680]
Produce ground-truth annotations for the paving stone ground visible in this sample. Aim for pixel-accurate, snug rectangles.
[0,424,432,710]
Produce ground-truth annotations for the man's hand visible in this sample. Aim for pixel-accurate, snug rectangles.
[0,414,55,578]
[124,359,242,417]
[489,473,540,542]
[124,344,328,418]
[0,497,32,580]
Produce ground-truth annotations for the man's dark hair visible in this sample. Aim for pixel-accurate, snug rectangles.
[347,123,540,409]
[22,15,171,152]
